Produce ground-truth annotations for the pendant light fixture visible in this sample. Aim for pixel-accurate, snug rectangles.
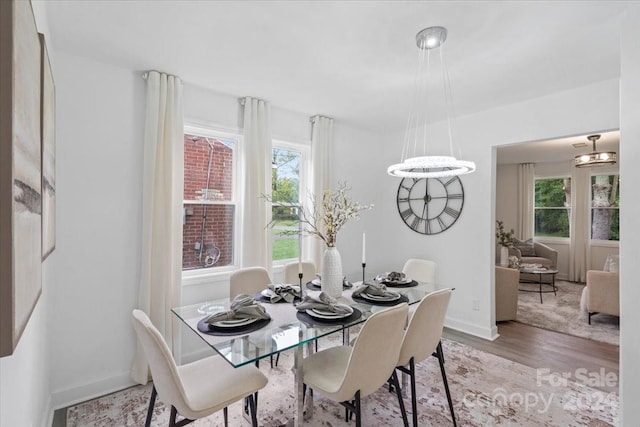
[388,26,476,179]
[574,134,617,168]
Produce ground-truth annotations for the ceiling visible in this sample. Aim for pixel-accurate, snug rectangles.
[44,1,625,139]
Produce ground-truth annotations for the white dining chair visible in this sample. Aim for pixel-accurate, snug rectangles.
[302,303,410,427]
[230,266,273,298]
[283,261,316,285]
[230,266,281,367]
[402,258,437,284]
[131,310,268,427]
[395,288,456,427]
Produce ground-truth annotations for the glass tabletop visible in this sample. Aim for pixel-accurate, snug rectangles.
[172,282,442,368]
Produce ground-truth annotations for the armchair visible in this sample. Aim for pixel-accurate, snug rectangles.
[510,241,558,283]
[495,266,519,321]
[583,270,619,324]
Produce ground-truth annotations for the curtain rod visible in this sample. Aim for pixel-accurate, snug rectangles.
[141,71,183,82]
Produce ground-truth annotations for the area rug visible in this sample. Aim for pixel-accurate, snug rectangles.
[516,280,619,346]
[67,339,618,426]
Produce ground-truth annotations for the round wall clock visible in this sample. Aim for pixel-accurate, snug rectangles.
[396,176,465,235]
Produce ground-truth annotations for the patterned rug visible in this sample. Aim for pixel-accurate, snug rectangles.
[67,338,618,426]
[516,280,619,346]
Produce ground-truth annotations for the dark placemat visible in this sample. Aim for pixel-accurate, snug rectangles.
[197,317,271,336]
[305,281,353,291]
[296,307,362,326]
[379,279,419,288]
[352,293,409,306]
[253,292,300,304]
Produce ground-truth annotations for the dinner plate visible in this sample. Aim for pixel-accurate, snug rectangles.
[306,306,353,319]
[381,278,412,285]
[360,292,401,302]
[211,317,259,328]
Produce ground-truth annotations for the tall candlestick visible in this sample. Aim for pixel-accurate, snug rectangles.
[298,230,303,274]
[362,232,366,264]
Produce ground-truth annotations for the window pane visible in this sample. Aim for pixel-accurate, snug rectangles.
[183,204,234,270]
[184,134,234,201]
[535,208,570,238]
[590,175,619,241]
[272,206,300,261]
[271,147,301,261]
[272,148,300,203]
[591,208,619,241]
[535,178,570,208]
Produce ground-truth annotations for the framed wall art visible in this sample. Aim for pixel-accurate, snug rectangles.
[40,33,55,260]
[0,0,43,357]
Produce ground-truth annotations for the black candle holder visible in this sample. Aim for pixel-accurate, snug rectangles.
[362,262,366,283]
[298,272,303,288]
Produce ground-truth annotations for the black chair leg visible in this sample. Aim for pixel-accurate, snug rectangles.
[145,385,157,427]
[391,370,409,427]
[436,341,457,427]
[354,390,361,427]
[223,407,228,427]
[247,393,259,427]
[409,358,417,427]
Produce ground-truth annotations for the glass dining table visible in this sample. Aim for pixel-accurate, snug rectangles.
[171,281,442,426]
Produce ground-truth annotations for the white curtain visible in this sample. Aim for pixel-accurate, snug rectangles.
[569,165,590,282]
[131,71,184,385]
[309,116,333,269]
[517,163,534,240]
[240,97,272,269]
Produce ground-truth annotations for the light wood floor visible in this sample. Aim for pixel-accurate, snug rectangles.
[443,321,619,394]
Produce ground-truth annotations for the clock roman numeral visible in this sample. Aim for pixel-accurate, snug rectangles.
[447,193,463,199]
[398,196,409,203]
[444,206,460,219]
[437,216,447,231]
[426,219,432,234]
[401,208,413,220]
[444,177,458,187]
[411,215,422,230]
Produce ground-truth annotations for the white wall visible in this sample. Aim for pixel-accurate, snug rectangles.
[620,4,640,423]
[495,164,518,234]
[0,2,55,426]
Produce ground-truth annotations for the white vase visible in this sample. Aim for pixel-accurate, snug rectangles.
[321,246,343,298]
[500,246,509,267]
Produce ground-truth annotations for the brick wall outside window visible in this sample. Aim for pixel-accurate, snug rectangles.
[183,134,235,270]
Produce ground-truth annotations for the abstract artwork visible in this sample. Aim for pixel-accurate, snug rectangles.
[40,33,55,260]
[0,0,43,357]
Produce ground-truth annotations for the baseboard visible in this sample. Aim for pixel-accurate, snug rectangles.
[51,371,135,411]
[444,316,498,341]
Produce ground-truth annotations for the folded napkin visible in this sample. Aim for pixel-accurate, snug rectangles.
[375,271,406,283]
[295,292,353,315]
[266,284,301,303]
[352,282,399,298]
[205,294,271,323]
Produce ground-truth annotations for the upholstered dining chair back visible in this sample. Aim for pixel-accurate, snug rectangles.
[230,266,272,298]
[398,289,452,367]
[402,258,437,284]
[131,309,192,416]
[340,303,409,400]
[283,261,316,285]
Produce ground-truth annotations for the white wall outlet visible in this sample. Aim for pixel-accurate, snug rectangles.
[472,300,480,311]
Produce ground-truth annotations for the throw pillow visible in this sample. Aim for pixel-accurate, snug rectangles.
[603,254,619,273]
[513,238,536,257]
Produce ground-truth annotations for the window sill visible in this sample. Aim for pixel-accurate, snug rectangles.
[590,240,619,248]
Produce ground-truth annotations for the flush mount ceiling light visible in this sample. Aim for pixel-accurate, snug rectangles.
[387,26,476,179]
[574,134,617,168]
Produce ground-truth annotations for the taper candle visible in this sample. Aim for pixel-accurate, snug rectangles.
[362,232,366,264]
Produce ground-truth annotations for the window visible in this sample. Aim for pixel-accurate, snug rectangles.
[591,174,619,241]
[182,129,237,271]
[534,177,570,238]
[271,145,303,262]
